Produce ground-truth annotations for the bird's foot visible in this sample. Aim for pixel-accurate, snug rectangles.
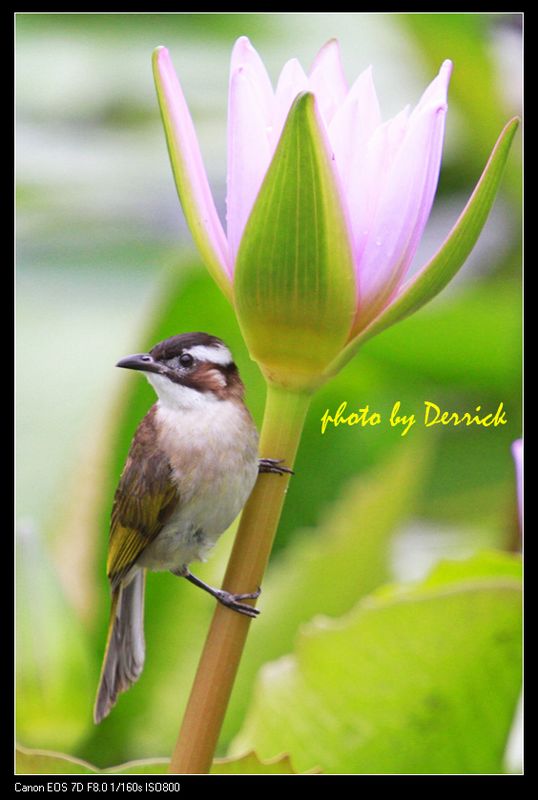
[214,588,261,618]
[176,566,261,618]
[258,457,294,476]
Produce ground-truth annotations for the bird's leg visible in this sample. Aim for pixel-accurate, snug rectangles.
[258,458,294,476]
[173,565,260,618]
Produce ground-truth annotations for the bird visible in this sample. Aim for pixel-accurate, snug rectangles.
[93,331,289,723]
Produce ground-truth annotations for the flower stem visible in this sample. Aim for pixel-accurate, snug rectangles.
[168,382,311,774]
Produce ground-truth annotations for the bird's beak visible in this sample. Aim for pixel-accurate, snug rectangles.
[116,353,161,374]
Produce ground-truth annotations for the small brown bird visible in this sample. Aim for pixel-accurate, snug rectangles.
[94,332,288,723]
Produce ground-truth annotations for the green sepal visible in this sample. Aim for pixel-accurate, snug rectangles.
[234,92,356,392]
[324,117,519,380]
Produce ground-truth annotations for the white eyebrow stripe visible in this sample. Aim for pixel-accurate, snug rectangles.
[186,344,233,366]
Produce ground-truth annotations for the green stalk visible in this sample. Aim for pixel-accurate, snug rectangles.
[168,382,311,774]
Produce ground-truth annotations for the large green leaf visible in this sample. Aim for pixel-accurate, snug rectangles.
[16,746,102,775]
[325,117,519,378]
[211,752,313,775]
[15,745,306,775]
[234,92,356,391]
[231,551,522,774]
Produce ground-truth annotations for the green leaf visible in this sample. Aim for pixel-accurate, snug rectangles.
[16,745,169,774]
[231,551,522,774]
[220,441,430,743]
[325,117,519,379]
[211,751,315,775]
[16,745,99,775]
[374,549,522,602]
[420,549,522,588]
[15,745,308,775]
[234,92,356,392]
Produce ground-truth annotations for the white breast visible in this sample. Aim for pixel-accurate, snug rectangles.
[138,395,259,572]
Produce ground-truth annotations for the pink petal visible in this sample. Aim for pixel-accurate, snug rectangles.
[354,106,447,326]
[274,57,310,146]
[329,66,382,167]
[341,107,410,298]
[227,37,275,267]
[353,63,451,328]
[153,47,230,278]
[329,66,385,233]
[412,59,453,118]
[309,39,348,125]
[229,36,274,113]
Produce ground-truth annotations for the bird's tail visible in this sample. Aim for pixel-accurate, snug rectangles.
[93,569,146,723]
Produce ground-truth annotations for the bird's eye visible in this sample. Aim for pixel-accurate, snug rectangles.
[179,352,194,368]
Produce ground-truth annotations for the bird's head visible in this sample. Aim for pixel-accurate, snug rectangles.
[116,332,244,408]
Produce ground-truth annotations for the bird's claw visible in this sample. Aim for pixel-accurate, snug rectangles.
[216,588,261,618]
[229,588,261,601]
[258,458,294,476]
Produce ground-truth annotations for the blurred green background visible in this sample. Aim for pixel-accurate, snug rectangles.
[16,12,522,774]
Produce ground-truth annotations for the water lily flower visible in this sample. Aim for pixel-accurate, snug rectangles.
[153,37,518,391]
[229,38,451,334]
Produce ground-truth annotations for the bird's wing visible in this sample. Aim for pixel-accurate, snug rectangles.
[107,405,179,589]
